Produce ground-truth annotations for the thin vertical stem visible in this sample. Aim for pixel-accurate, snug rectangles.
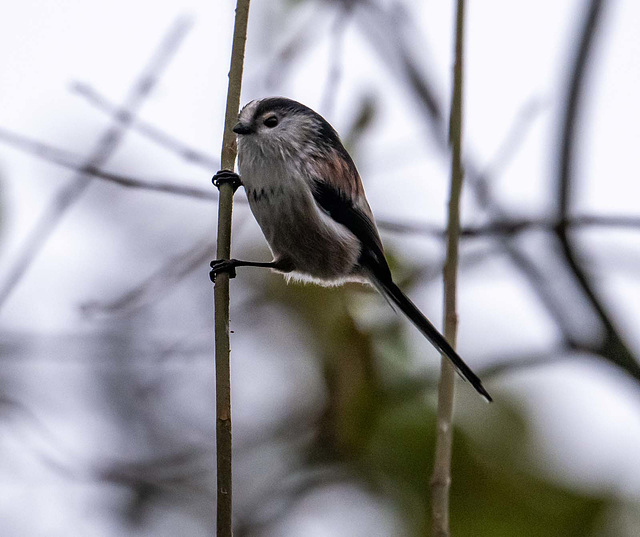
[214,1,251,536]
[431,1,466,536]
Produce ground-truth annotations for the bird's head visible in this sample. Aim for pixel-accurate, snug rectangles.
[234,97,342,159]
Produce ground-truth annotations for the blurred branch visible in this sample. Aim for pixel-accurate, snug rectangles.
[379,214,640,238]
[4,123,639,238]
[70,81,220,169]
[234,465,354,537]
[557,0,602,220]
[431,2,466,535]
[0,126,216,201]
[263,6,321,90]
[80,236,215,317]
[320,6,352,118]
[342,94,377,151]
[472,97,546,208]
[351,2,577,342]
[478,346,581,381]
[1,393,211,490]
[0,16,192,310]
[214,1,251,535]
[354,0,640,385]
[553,0,640,382]
[383,345,589,405]
[352,0,444,142]
[79,215,251,317]
[478,98,547,180]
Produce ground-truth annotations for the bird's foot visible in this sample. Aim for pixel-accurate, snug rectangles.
[209,259,238,283]
[212,170,242,192]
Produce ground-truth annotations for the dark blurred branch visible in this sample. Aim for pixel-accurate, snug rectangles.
[557,1,601,219]
[554,0,640,381]
[353,0,444,143]
[379,214,640,238]
[342,94,377,151]
[354,0,640,385]
[478,346,579,381]
[383,345,589,404]
[4,123,639,240]
[70,81,220,169]
[0,17,192,310]
[0,126,216,201]
[352,2,576,342]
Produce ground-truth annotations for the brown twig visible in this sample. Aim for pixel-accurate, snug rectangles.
[431,1,466,535]
[214,1,251,535]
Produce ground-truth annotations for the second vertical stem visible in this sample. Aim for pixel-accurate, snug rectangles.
[430,1,466,536]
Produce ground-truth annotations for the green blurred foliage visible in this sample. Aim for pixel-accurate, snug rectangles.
[255,269,625,536]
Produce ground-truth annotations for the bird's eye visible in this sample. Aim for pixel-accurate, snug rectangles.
[263,115,278,128]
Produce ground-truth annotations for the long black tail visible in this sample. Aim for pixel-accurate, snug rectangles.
[373,277,492,402]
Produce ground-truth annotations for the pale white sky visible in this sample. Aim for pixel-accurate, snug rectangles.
[1,0,640,533]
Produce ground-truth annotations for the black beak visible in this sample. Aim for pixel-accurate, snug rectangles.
[233,122,253,135]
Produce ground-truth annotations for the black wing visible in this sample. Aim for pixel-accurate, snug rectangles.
[311,180,392,283]
[311,180,492,402]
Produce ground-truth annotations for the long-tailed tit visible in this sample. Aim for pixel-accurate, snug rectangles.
[211,97,491,402]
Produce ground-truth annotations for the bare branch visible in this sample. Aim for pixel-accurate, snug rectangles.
[214,2,252,535]
[81,236,214,317]
[0,126,216,201]
[431,2,466,534]
[4,124,639,240]
[378,214,640,238]
[554,0,640,382]
[353,0,640,386]
[263,7,320,91]
[0,16,193,309]
[352,2,577,342]
[320,7,352,118]
[473,97,546,206]
[70,81,220,169]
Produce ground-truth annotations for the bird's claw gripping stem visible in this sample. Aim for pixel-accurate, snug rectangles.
[209,259,238,282]
[212,170,242,192]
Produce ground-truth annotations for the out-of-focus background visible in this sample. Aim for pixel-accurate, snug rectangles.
[1,0,640,535]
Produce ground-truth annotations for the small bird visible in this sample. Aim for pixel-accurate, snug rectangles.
[211,97,491,402]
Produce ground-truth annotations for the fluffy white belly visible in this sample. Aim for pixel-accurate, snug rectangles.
[242,177,362,284]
